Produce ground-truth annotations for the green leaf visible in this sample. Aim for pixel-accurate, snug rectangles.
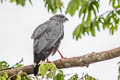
[103,16,111,29]
[110,26,114,35]
[110,0,120,9]
[85,27,90,35]
[47,63,57,78]
[82,11,86,21]
[98,17,105,23]
[66,0,80,16]
[17,74,21,80]
[90,23,95,36]
[79,0,99,21]
[116,9,120,14]
[114,24,118,30]
[68,74,78,80]
[28,0,32,5]
[87,75,96,80]
[56,0,63,8]
[15,0,26,6]
[95,20,100,31]
[0,77,6,80]
[10,0,15,2]
[44,0,63,14]
[50,63,57,71]
[58,70,63,74]
[91,5,97,18]
[0,72,8,78]
[20,0,26,6]
[21,76,28,80]
[38,63,50,78]
[8,78,11,80]
[38,63,57,78]
[73,24,82,40]
[79,7,85,18]
[93,1,99,12]
[73,21,94,40]
[53,72,64,80]
[86,10,91,23]
[15,64,23,68]
[47,72,53,78]
[0,61,9,70]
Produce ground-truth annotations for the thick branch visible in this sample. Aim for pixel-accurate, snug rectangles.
[0,47,120,77]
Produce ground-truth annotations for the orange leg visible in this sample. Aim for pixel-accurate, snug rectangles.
[47,58,51,63]
[57,50,67,61]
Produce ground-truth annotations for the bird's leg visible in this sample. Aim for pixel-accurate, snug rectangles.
[46,58,51,63]
[47,58,49,62]
[57,50,67,61]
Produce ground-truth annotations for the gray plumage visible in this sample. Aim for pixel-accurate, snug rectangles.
[31,14,68,65]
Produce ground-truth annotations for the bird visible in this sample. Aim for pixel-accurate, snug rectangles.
[31,14,68,76]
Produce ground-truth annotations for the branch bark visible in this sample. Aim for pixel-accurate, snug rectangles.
[0,47,120,77]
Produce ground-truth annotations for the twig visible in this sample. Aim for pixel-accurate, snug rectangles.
[11,58,23,68]
[0,58,23,71]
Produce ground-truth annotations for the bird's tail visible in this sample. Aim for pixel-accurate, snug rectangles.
[34,64,40,76]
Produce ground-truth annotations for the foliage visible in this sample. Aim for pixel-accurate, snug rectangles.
[0,60,97,80]
[38,62,65,79]
[44,0,63,13]
[0,59,24,71]
[38,63,97,80]
[10,0,32,6]
[68,74,78,80]
[0,72,8,80]
[0,59,25,80]
[0,61,9,70]
[65,0,80,16]
[109,0,120,9]
[72,0,120,40]
[38,63,57,78]
[80,74,97,80]
[12,58,24,68]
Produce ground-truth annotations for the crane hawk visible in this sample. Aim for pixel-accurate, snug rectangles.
[31,14,68,75]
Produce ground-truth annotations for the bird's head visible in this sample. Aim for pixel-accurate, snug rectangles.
[50,14,68,23]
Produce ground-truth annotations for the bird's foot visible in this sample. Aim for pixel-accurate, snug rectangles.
[46,58,52,63]
[60,56,67,62]
[57,50,67,62]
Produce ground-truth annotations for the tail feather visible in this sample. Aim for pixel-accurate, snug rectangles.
[33,51,51,76]
[34,64,40,76]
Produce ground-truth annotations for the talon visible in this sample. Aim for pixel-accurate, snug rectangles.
[60,57,67,62]
[47,58,51,63]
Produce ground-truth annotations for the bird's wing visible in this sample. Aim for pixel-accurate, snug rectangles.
[31,21,49,39]
[34,34,49,53]
[34,20,64,54]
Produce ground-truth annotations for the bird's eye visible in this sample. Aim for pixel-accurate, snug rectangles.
[60,16,64,18]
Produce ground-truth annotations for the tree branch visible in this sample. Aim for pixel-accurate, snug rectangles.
[0,47,120,77]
